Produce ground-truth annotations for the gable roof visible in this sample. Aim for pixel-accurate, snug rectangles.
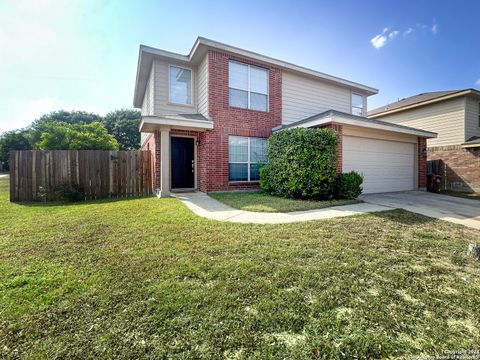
[369,89,480,118]
[274,109,437,138]
[133,37,378,108]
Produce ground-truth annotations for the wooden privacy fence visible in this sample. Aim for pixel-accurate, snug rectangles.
[9,150,152,202]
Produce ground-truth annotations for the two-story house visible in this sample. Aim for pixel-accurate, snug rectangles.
[369,90,480,192]
[133,37,435,197]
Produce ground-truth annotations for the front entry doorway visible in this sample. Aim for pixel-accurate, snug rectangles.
[171,137,195,189]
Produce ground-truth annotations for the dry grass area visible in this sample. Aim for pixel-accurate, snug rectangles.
[1,177,480,359]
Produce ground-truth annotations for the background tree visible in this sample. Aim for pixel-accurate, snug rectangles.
[29,110,103,146]
[38,122,119,150]
[103,109,141,150]
[0,130,33,170]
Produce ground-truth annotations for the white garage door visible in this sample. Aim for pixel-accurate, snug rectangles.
[343,136,415,194]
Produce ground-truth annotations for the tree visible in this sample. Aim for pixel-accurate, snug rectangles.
[29,110,103,146]
[38,122,119,151]
[103,109,141,150]
[0,130,33,169]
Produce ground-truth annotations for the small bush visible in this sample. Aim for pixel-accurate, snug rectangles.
[260,128,338,199]
[38,183,85,202]
[334,171,363,199]
[53,183,85,202]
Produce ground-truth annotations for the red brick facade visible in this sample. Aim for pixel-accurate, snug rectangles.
[142,133,159,189]
[196,49,282,192]
[141,50,282,193]
[322,124,343,173]
[418,137,427,188]
[428,145,480,191]
[141,50,430,194]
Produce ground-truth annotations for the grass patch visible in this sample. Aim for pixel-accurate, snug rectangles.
[441,190,480,201]
[208,190,361,212]
[1,177,480,358]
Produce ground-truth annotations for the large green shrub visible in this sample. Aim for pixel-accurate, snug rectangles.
[260,128,338,199]
[334,171,363,199]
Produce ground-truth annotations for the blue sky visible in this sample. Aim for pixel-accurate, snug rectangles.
[1,0,479,133]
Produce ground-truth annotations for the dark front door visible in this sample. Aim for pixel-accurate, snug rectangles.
[171,137,195,189]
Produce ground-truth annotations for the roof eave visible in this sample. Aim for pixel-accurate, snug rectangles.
[133,45,191,108]
[194,37,378,95]
[461,142,480,148]
[276,111,437,138]
[133,37,379,108]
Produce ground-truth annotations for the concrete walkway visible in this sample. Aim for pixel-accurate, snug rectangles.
[362,191,480,230]
[172,192,391,224]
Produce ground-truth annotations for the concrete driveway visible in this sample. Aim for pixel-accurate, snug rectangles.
[362,191,480,230]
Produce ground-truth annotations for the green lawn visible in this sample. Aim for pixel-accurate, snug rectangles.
[208,190,360,212]
[441,190,480,201]
[1,177,480,359]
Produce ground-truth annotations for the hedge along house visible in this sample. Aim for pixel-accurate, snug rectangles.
[133,37,436,196]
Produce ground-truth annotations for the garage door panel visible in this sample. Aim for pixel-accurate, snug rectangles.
[343,136,415,194]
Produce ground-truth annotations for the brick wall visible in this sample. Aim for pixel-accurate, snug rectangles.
[428,145,480,191]
[322,124,343,173]
[418,137,427,189]
[198,49,282,192]
[141,133,159,190]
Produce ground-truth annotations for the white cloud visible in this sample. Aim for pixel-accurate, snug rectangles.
[370,28,400,49]
[370,34,387,49]
[389,30,399,39]
[371,22,440,49]
[475,79,480,86]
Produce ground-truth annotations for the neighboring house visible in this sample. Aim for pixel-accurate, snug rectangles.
[369,89,480,192]
[133,37,435,196]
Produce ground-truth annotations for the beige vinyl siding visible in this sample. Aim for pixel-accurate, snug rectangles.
[376,97,466,147]
[197,54,209,117]
[282,71,362,125]
[141,65,154,116]
[465,95,480,141]
[152,59,198,115]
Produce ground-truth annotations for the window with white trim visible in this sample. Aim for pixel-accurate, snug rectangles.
[351,93,364,116]
[228,136,267,181]
[228,61,268,112]
[169,65,192,105]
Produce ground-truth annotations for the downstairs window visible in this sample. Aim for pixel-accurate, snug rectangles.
[228,136,267,181]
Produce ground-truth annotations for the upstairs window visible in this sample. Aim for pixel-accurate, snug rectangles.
[228,61,268,112]
[169,65,192,105]
[228,136,267,181]
[351,93,364,116]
